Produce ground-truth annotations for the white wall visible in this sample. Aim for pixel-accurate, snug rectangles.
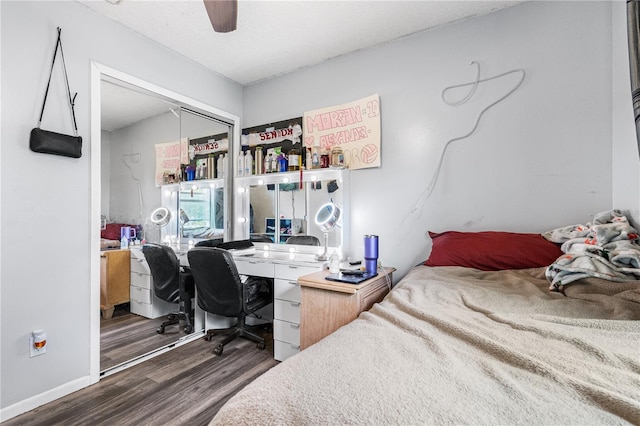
[244,1,619,279]
[612,1,640,223]
[0,0,241,418]
[2,0,638,420]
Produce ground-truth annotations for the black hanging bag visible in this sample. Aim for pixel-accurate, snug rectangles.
[30,27,82,158]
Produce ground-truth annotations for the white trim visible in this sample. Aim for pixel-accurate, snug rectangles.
[100,331,203,378]
[0,376,91,422]
[89,61,240,382]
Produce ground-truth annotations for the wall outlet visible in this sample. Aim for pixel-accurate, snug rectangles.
[29,330,47,357]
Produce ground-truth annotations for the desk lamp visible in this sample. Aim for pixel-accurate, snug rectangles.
[315,201,341,261]
[150,207,171,227]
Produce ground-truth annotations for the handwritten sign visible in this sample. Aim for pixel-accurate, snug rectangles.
[303,94,381,170]
[241,124,302,147]
[155,138,188,187]
[189,138,229,159]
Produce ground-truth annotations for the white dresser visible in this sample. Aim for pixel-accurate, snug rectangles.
[234,252,324,361]
[129,247,177,319]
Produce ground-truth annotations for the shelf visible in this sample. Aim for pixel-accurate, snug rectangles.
[236,168,347,186]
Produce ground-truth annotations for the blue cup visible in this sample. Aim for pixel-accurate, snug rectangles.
[364,235,379,275]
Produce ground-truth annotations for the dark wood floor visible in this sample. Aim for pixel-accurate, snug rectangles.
[5,311,278,426]
[100,304,187,371]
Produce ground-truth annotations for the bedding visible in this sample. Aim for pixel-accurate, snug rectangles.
[543,209,640,291]
[211,265,640,425]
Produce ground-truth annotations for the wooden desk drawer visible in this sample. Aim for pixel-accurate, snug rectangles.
[130,271,151,290]
[130,285,152,304]
[235,259,275,277]
[275,264,319,281]
[274,278,300,303]
[274,299,300,324]
[273,319,300,345]
[274,340,300,361]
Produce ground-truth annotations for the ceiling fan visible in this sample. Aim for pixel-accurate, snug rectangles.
[203,0,238,33]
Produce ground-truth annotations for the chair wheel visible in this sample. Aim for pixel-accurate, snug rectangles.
[183,325,193,334]
[167,314,177,321]
[213,344,223,356]
[257,341,266,350]
[156,326,165,334]
[203,334,212,341]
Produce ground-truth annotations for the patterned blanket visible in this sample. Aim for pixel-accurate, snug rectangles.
[543,209,640,290]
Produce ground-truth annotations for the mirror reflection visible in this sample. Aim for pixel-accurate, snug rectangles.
[179,185,224,240]
[246,177,345,249]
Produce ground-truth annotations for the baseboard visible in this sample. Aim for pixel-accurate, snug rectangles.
[0,375,92,422]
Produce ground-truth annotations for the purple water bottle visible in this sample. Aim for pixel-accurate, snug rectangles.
[364,235,379,275]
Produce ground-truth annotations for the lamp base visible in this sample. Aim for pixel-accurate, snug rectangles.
[315,232,329,261]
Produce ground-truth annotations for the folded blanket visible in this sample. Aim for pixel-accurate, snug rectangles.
[543,209,640,290]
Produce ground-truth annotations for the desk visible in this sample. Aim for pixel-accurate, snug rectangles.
[179,249,326,361]
[298,268,394,349]
[233,251,326,361]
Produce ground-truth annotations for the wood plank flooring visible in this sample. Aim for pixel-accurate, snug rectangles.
[100,305,186,371]
[5,315,278,426]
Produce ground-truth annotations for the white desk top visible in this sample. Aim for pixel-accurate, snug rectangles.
[178,248,327,268]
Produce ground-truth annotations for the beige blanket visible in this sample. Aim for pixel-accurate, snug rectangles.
[211,266,640,425]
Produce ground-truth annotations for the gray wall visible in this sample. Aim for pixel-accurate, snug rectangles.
[2,0,640,420]
[244,1,624,277]
[0,0,241,416]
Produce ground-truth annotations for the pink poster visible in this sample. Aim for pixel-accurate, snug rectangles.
[303,94,381,170]
[154,138,189,187]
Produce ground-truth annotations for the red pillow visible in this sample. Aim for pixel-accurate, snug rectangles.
[424,231,563,271]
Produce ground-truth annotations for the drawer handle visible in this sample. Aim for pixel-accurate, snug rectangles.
[290,323,300,329]
[137,259,144,263]
[288,265,298,269]
[291,344,300,349]
[289,301,300,307]
[288,280,299,286]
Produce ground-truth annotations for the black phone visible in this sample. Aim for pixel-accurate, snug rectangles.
[340,269,364,276]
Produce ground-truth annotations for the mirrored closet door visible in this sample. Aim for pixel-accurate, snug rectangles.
[98,75,233,374]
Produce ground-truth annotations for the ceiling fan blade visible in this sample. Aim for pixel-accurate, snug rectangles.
[203,0,238,33]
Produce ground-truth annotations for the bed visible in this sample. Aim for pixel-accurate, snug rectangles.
[211,211,640,425]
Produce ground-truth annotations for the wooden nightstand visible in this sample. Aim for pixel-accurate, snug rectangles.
[298,267,395,349]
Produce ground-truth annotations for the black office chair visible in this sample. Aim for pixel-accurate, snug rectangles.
[142,243,195,334]
[187,247,272,356]
[285,235,321,246]
[194,238,224,248]
[250,234,274,243]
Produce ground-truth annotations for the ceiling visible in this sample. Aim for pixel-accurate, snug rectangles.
[83,0,524,131]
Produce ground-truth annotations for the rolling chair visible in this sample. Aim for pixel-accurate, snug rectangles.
[285,235,321,246]
[194,238,224,248]
[141,243,195,334]
[187,247,272,356]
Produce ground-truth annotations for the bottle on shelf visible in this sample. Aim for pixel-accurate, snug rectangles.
[264,153,272,173]
[216,154,223,178]
[245,149,253,176]
[288,148,300,171]
[331,147,344,167]
[306,148,312,170]
[320,149,330,168]
[207,154,215,179]
[312,147,320,169]
[237,150,245,177]
[255,146,264,175]
[278,153,288,172]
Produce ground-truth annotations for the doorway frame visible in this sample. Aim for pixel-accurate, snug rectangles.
[89,62,240,384]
